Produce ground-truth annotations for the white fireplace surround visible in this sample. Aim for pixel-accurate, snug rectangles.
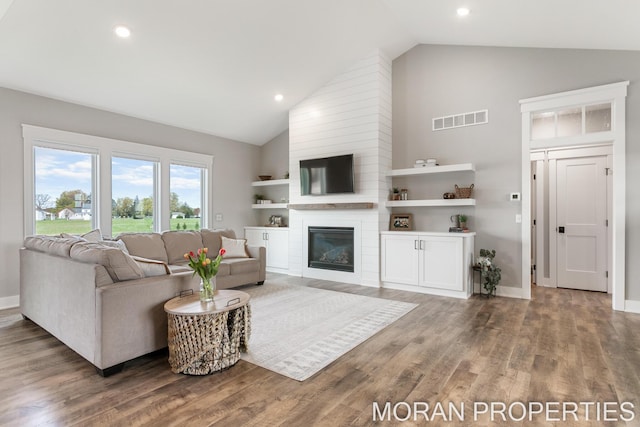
[288,51,391,288]
[302,217,362,285]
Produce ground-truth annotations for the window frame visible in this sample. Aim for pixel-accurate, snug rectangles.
[111,153,160,234]
[23,125,213,237]
[169,161,209,228]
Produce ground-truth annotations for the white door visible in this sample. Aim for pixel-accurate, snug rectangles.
[381,234,420,285]
[531,161,537,284]
[556,156,607,291]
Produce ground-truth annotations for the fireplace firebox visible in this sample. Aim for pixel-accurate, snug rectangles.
[308,226,355,273]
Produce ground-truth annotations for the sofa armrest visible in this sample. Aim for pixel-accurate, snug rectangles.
[95,271,199,368]
[246,245,266,282]
[246,244,264,259]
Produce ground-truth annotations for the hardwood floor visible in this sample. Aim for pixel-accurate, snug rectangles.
[1,275,639,426]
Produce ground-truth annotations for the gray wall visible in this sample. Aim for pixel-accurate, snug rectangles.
[392,45,640,296]
[0,87,260,301]
[259,129,289,179]
[252,130,289,227]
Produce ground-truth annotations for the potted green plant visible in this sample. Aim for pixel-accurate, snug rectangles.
[459,214,468,229]
[254,194,264,204]
[392,187,400,200]
[477,249,501,296]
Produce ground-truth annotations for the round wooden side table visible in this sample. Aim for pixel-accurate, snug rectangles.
[164,290,251,375]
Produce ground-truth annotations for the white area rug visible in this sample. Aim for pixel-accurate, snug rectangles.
[241,281,418,381]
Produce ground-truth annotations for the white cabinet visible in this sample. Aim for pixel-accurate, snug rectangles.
[245,227,289,273]
[380,233,420,285]
[381,231,474,299]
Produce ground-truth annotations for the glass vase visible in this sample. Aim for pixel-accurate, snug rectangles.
[200,276,216,302]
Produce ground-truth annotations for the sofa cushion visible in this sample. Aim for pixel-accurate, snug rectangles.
[216,262,231,277]
[167,264,192,274]
[168,262,230,276]
[221,236,248,258]
[161,231,204,265]
[70,242,145,282]
[200,229,236,256]
[23,236,80,257]
[117,233,168,263]
[222,258,260,275]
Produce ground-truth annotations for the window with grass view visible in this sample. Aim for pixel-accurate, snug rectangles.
[111,157,156,235]
[25,125,212,237]
[34,147,94,235]
[170,164,203,231]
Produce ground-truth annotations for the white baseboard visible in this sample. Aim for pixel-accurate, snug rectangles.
[625,299,640,313]
[382,282,470,299]
[496,285,526,299]
[265,267,290,275]
[0,295,19,310]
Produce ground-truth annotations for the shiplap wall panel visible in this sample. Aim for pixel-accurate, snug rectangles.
[288,50,391,286]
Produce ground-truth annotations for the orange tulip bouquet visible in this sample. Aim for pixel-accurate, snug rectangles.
[185,247,226,302]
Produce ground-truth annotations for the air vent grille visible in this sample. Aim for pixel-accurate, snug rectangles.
[432,109,489,131]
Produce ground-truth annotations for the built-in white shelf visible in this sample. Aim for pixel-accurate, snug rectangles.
[251,203,288,209]
[386,199,476,207]
[251,178,289,187]
[386,163,475,177]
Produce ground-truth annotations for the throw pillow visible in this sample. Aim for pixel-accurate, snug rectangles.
[131,255,171,277]
[60,233,87,241]
[60,228,102,242]
[220,236,249,258]
[100,239,130,254]
[82,229,102,242]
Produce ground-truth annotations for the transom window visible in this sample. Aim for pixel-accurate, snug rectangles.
[531,103,611,140]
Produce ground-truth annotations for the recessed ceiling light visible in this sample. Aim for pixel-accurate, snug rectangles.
[274,94,284,102]
[456,7,470,17]
[114,25,131,38]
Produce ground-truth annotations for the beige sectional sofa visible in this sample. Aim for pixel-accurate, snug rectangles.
[20,228,265,376]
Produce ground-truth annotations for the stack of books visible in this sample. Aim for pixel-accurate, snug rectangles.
[414,158,438,168]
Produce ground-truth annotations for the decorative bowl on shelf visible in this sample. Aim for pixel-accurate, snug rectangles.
[258,175,272,181]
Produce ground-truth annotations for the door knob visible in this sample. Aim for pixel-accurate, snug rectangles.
[558,226,565,234]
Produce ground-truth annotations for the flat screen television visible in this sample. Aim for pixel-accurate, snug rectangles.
[299,154,354,195]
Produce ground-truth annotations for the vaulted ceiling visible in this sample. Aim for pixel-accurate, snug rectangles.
[1,0,638,145]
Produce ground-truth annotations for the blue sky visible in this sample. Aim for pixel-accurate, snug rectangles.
[35,147,201,209]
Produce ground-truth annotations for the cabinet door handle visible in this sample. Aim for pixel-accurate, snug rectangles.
[265,232,269,241]
[419,240,425,250]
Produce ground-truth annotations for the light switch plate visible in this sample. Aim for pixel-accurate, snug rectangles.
[215,213,223,221]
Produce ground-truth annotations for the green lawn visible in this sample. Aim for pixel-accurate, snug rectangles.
[35,218,201,236]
